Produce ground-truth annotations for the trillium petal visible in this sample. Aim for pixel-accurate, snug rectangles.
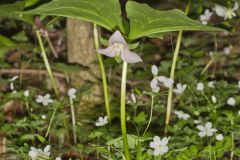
[44,145,51,153]
[151,65,158,76]
[97,46,115,57]
[215,5,226,17]
[153,136,161,143]
[150,142,158,148]
[157,76,167,83]
[152,86,160,93]
[233,1,239,11]
[160,146,169,154]
[109,30,127,46]
[153,148,161,156]
[121,49,142,63]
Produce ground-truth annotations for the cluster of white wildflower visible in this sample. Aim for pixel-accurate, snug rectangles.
[196,82,204,91]
[174,111,190,120]
[197,122,224,141]
[149,136,169,156]
[95,116,108,127]
[28,145,61,160]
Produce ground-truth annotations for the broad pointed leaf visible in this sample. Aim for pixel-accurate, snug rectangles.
[0,1,33,24]
[126,1,223,40]
[24,0,123,32]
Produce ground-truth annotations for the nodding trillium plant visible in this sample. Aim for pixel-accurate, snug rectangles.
[36,94,54,106]
[97,31,142,63]
[68,88,77,99]
[28,145,51,160]
[95,116,108,127]
[200,9,213,25]
[174,111,190,120]
[150,136,169,156]
[173,83,187,95]
[215,1,239,20]
[197,122,217,137]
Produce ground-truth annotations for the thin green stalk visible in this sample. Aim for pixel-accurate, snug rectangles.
[230,119,234,160]
[69,97,77,144]
[120,62,131,160]
[35,30,59,96]
[143,95,154,136]
[45,108,57,137]
[165,2,190,128]
[93,24,111,122]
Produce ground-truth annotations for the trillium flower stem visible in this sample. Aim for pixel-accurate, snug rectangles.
[69,97,77,144]
[93,24,111,122]
[165,2,190,131]
[35,30,59,96]
[120,61,131,160]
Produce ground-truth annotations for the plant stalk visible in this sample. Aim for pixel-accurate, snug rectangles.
[143,95,154,136]
[45,107,57,137]
[35,30,59,96]
[120,62,131,160]
[70,97,77,144]
[165,2,190,128]
[93,24,111,122]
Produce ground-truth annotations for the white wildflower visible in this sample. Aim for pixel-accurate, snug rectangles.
[208,81,215,88]
[28,145,51,160]
[174,111,190,120]
[24,90,30,97]
[197,122,217,137]
[223,47,231,55]
[158,76,174,88]
[196,82,204,91]
[200,9,213,25]
[131,93,136,103]
[211,95,217,104]
[36,94,54,106]
[173,83,187,94]
[41,115,47,120]
[227,97,236,106]
[68,88,77,99]
[216,134,224,141]
[95,116,108,127]
[215,1,239,20]
[149,136,169,156]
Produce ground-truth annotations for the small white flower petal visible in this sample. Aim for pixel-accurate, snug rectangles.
[121,49,142,63]
[109,30,127,46]
[151,65,158,76]
[97,46,116,57]
[216,134,224,141]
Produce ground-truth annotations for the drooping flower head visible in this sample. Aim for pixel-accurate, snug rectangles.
[97,31,142,63]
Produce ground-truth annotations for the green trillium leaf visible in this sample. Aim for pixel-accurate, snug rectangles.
[126,1,223,40]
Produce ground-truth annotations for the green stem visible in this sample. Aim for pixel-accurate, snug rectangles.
[230,119,234,160]
[165,2,190,129]
[121,62,131,160]
[93,24,111,122]
[70,97,77,144]
[45,107,57,138]
[143,95,154,136]
[35,30,59,96]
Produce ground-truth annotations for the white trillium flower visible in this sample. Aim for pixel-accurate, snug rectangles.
[36,94,54,106]
[55,157,61,160]
[95,116,108,127]
[227,97,236,106]
[211,95,217,104]
[208,81,215,88]
[196,82,204,91]
[24,90,30,97]
[197,122,217,137]
[216,134,224,141]
[223,47,231,55]
[68,88,77,99]
[200,9,213,25]
[131,93,137,104]
[97,31,142,63]
[149,136,169,156]
[173,83,187,94]
[215,1,239,20]
[174,111,190,120]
